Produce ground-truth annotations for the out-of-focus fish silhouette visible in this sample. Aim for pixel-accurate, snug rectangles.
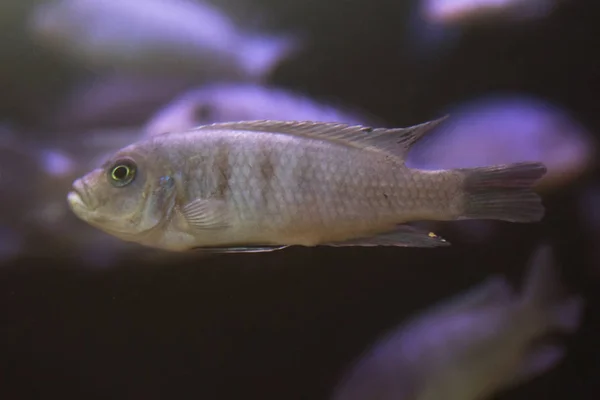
[332,244,583,400]
[143,83,383,137]
[406,0,561,58]
[406,94,595,243]
[407,95,594,191]
[27,0,300,81]
[53,74,201,133]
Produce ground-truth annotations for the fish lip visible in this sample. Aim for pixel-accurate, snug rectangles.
[68,179,95,211]
[67,191,85,213]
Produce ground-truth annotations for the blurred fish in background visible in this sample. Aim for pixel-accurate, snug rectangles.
[143,83,384,136]
[332,244,583,400]
[51,74,201,133]
[27,0,301,82]
[406,0,562,58]
[405,94,595,243]
[407,94,595,190]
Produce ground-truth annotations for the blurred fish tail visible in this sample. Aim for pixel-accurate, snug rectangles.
[499,245,584,390]
[521,245,584,334]
[459,162,547,222]
[241,34,301,80]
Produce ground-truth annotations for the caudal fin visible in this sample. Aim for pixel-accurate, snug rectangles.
[459,161,547,222]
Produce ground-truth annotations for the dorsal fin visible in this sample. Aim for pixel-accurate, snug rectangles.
[191,116,449,158]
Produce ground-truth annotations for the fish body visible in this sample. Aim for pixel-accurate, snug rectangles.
[67,118,546,252]
[332,245,583,400]
[143,83,382,137]
[28,0,298,80]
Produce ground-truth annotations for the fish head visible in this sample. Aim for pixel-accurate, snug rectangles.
[67,144,177,243]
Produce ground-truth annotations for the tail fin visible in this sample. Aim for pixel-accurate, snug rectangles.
[240,34,301,81]
[459,161,547,222]
[521,245,584,334]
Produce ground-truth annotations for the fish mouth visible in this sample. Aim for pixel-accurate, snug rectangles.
[67,179,94,212]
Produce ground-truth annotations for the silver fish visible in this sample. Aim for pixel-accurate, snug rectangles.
[332,245,583,400]
[28,0,299,81]
[143,83,383,137]
[67,118,547,253]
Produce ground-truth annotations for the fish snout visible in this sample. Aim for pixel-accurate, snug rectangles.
[68,178,95,211]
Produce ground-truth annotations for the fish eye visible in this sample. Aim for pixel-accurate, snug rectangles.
[107,158,137,187]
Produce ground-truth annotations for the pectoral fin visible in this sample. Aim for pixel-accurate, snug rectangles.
[324,225,451,247]
[181,198,232,230]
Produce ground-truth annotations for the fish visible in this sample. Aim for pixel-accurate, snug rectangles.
[66,118,547,253]
[406,0,561,58]
[331,244,584,400]
[143,83,383,137]
[27,0,299,81]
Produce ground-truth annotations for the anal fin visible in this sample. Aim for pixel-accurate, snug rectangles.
[324,225,451,248]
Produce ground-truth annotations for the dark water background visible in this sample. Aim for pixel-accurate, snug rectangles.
[1,0,599,398]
